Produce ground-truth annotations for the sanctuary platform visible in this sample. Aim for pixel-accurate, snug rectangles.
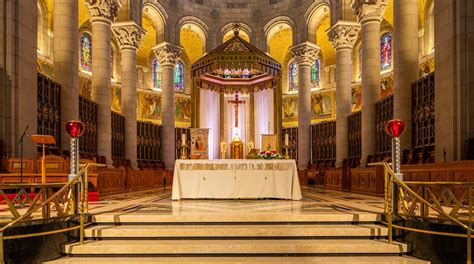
[45,187,428,264]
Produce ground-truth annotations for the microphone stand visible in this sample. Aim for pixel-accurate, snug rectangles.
[18,125,29,183]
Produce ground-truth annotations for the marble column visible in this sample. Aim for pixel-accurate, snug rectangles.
[53,0,78,151]
[86,0,121,165]
[112,21,145,168]
[152,43,183,170]
[327,21,361,168]
[393,0,419,151]
[352,0,387,165]
[290,42,320,170]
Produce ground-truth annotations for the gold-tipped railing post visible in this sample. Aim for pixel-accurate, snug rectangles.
[0,231,4,263]
[78,174,85,244]
[384,165,393,243]
[468,186,472,264]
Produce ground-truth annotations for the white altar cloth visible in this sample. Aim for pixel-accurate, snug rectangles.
[172,159,302,200]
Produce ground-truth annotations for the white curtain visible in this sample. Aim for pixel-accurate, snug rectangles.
[254,89,274,150]
[199,89,220,159]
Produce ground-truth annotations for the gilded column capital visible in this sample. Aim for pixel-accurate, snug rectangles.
[85,0,122,23]
[112,21,146,51]
[351,0,387,24]
[152,42,183,66]
[327,21,361,51]
[290,42,320,66]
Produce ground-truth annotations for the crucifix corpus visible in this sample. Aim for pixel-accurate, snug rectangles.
[228,94,245,128]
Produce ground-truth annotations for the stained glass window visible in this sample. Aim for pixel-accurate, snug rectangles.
[380,32,392,71]
[152,59,162,89]
[311,58,320,87]
[174,61,184,92]
[289,62,298,91]
[80,33,92,73]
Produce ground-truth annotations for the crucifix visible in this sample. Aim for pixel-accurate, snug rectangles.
[228,94,246,128]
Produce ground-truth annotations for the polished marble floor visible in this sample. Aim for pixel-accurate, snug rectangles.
[87,186,385,219]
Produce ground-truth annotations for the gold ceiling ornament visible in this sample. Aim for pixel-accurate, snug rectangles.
[232,22,242,36]
[222,39,251,53]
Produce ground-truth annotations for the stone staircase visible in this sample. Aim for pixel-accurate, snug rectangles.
[47,211,429,263]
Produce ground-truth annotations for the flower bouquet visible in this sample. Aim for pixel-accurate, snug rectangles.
[255,149,283,160]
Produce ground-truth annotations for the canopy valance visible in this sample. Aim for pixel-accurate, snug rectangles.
[192,24,281,94]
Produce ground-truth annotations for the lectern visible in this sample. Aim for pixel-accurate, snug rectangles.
[31,135,56,183]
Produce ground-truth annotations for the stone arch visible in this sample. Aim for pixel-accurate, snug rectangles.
[141,1,167,42]
[220,22,252,43]
[175,16,209,53]
[263,16,297,47]
[305,2,331,43]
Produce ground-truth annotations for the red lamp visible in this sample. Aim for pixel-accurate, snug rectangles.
[66,120,85,138]
[386,119,406,138]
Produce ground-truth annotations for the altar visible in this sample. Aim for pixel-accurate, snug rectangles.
[171,159,302,200]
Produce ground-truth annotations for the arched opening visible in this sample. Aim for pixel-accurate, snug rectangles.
[266,22,293,65]
[137,4,165,91]
[179,22,206,64]
[266,22,293,93]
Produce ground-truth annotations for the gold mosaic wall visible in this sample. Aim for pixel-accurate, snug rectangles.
[282,91,336,128]
[137,91,191,128]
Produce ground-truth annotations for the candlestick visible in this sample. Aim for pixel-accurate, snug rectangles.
[220,142,227,159]
[284,144,290,160]
[180,142,188,159]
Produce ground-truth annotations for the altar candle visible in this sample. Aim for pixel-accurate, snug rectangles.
[181,133,186,145]
[285,133,289,146]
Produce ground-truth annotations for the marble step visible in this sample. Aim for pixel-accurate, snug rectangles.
[64,239,408,255]
[92,212,381,224]
[46,256,430,264]
[84,224,388,238]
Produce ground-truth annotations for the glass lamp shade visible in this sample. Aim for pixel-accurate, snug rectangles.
[386,119,406,138]
[65,120,85,138]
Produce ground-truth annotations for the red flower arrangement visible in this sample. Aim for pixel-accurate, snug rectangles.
[256,149,283,160]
